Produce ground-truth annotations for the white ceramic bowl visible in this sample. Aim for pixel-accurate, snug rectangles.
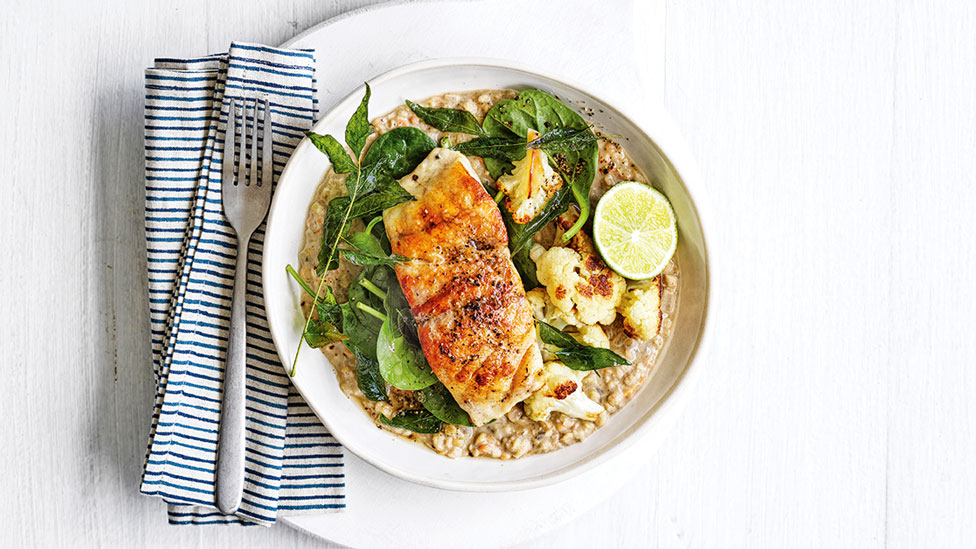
[263,58,710,492]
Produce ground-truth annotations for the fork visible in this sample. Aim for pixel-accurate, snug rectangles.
[215,97,273,515]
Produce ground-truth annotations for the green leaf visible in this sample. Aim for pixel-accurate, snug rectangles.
[406,100,488,135]
[345,83,373,159]
[452,135,527,161]
[483,157,513,180]
[340,267,387,359]
[306,132,358,176]
[344,167,372,201]
[536,320,578,348]
[345,231,388,257]
[369,218,394,255]
[483,90,598,240]
[354,349,387,401]
[342,232,410,266]
[537,321,629,371]
[376,319,438,390]
[340,302,376,359]
[304,318,346,348]
[379,409,442,433]
[511,247,540,290]
[339,232,410,267]
[361,126,437,180]
[317,196,353,274]
[383,275,420,348]
[287,265,345,342]
[527,126,604,155]
[347,174,414,221]
[417,383,473,427]
[365,264,395,295]
[313,285,343,328]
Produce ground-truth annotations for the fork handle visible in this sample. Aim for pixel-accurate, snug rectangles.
[215,232,251,514]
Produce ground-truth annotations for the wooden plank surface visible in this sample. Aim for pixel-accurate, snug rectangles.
[1,0,975,547]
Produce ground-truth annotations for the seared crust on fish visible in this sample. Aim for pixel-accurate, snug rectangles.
[384,149,545,426]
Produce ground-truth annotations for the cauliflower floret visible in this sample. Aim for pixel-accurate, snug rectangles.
[571,324,611,349]
[496,130,563,223]
[535,247,582,312]
[617,277,662,340]
[525,287,549,322]
[525,287,573,332]
[524,361,604,422]
[534,245,626,326]
[529,243,548,263]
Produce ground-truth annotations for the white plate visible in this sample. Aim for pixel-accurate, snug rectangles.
[263,57,710,493]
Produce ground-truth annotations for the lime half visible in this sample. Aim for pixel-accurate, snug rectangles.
[593,182,677,280]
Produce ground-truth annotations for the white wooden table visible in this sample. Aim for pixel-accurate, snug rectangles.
[2,1,975,547]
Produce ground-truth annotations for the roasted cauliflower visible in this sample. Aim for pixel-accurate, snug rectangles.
[534,245,626,327]
[523,361,604,422]
[617,277,662,340]
[496,130,563,223]
[571,324,612,349]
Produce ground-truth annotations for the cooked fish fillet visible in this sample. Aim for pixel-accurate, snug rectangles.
[383,148,545,426]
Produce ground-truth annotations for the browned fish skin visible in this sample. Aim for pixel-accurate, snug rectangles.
[384,149,545,426]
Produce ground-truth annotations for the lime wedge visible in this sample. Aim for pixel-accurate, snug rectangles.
[593,182,677,280]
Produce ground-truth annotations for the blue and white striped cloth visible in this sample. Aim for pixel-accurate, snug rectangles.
[139,43,345,526]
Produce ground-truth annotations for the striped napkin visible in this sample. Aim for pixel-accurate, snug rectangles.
[139,43,345,526]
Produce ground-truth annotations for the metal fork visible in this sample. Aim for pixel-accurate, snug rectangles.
[216,97,273,515]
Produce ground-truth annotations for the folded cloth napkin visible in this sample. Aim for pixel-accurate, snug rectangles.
[139,42,345,526]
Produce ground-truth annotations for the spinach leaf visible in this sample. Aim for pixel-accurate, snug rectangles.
[339,232,410,267]
[379,409,442,433]
[376,319,438,390]
[361,126,436,180]
[417,383,473,427]
[345,83,373,159]
[365,264,395,295]
[369,217,394,256]
[452,135,526,162]
[406,100,488,136]
[354,349,387,401]
[537,321,629,371]
[383,274,420,348]
[339,302,377,359]
[483,90,598,240]
[340,267,386,359]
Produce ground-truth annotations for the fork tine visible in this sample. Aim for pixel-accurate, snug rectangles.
[236,100,247,187]
[249,99,259,188]
[222,102,237,187]
[261,97,272,188]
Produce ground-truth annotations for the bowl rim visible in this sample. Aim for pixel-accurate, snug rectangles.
[262,56,713,492]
